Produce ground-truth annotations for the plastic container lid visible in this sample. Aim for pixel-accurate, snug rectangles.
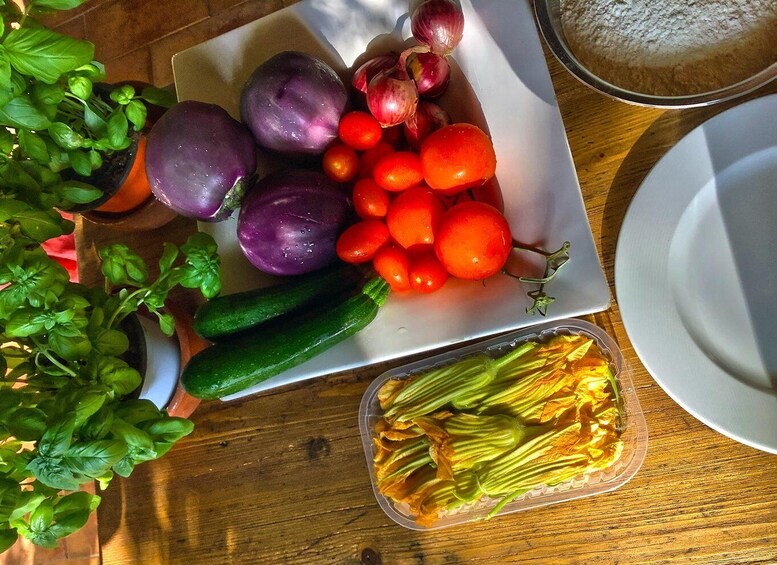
[358,318,648,530]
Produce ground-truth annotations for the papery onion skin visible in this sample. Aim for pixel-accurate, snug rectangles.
[406,51,451,97]
[352,54,398,94]
[403,101,451,149]
[145,100,257,222]
[367,66,419,128]
[237,169,352,276]
[240,51,347,157]
[411,0,465,56]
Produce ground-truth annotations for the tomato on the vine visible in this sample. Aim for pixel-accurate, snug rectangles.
[373,245,411,291]
[420,123,497,194]
[409,252,449,293]
[352,178,390,219]
[386,185,445,250]
[434,201,512,280]
[373,151,423,192]
[338,111,382,150]
[336,220,389,264]
[323,143,358,183]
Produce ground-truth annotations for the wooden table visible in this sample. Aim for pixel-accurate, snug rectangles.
[62,1,777,563]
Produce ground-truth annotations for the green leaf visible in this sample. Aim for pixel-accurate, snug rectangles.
[139,417,194,443]
[88,149,103,170]
[32,82,65,106]
[181,232,222,299]
[0,527,17,553]
[114,399,161,425]
[27,456,83,491]
[99,244,148,286]
[109,84,135,105]
[5,407,47,441]
[0,127,14,153]
[64,440,127,477]
[65,386,107,426]
[68,149,92,175]
[106,110,128,149]
[55,491,100,516]
[49,509,89,538]
[0,95,52,129]
[78,405,114,441]
[0,46,11,89]
[112,456,134,478]
[0,198,29,223]
[111,419,156,462]
[158,242,179,273]
[9,492,45,522]
[0,479,20,522]
[48,122,84,150]
[14,208,69,242]
[29,499,53,532]
[49,331,92,361]
[4,28,94,84]
[4,309,46,337]
[125,99,147,131]
[67,75,92,100]
[18,129,50,164]
[82,101,107,136]
[92,327,129,356]
[74,61,105,82]
[94,357,142,396]
[29,0,89,10]
[141,86,176,109]
[52,180,102,205]
[39,415,76,458]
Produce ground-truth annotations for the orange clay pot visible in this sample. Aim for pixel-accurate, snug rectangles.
[94,135,152,214]
[165,302,207,419]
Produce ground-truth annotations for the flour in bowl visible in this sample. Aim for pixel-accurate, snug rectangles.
[560,0,777,96]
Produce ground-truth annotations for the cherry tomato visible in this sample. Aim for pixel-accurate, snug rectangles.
[420,123,497,194]
[373,245,411,291]
[409,252,449,293]
[352,178,391,219]
[323,143,359,183]
[358,142,394,178]
[373,151,423,192]
[338,111,382,151]
[386,185,445,250]
[336,220,389,264]
[434,201,512,280]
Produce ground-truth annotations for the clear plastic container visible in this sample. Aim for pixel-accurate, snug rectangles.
[358,318,648,530]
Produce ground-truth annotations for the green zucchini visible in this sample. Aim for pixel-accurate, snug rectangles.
[181,277,390,399]
[193,264,363,340]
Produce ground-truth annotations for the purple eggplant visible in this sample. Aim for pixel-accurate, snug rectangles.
[240,51,347,157]
[237,169,352,276]
[145,100,257,222]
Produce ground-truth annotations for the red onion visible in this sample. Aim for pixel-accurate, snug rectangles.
[411,0,465,56]
[352,54,398,94]
[406,51,450,97]
[367,66,418,128]
[403,101,451,149]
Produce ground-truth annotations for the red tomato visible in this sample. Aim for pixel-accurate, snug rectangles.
[420,123,497,194]
[373,151,423,192]
[373,245,411,291]
[358,142,394,178]
[336,220,389,264]
[434,201,512,280]
[409,252,449,293]
[386,185,445,250]
[323,144,359,183]
[338,111,382,151]
[352,178,391,219]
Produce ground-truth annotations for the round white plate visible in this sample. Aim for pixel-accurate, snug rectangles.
[616,94,777,454]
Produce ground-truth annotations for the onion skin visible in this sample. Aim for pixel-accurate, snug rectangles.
[145,100,256,222]
[352,54,398,94]
[367,66,418,128]
[240,51,347,157]
[403,101,451,149]
[411,0,465,56]
[237,169,352,276]
[406,51,451,97]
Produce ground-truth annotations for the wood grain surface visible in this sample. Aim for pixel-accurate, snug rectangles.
[65,1,777,563]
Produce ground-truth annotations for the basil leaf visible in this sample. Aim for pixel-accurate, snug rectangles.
[32,82,65,105]
[0,46,11,89]
[0,126,14,153]
[49,509,90,538]
[141,86,176,109]
[95,357,142,396]
[0,479,20,522]
[48,122,84,150]
[27,456,83,491]
[68,149,92,175]
[49,331,92,361]
[29,0,89,10]
[99,244,148,286]
[92,327,129,356]
[52,180,102,205]
[112,456,134,477]
[106,110,128,149]
[0,95,51,129]
[15,208,69,242]
[4,28,94,84]
[109,84,134,105]
[111,419,156,463]
[66,386,107,426]
[88,149,102,170]
[138,418,194,443]
[114,399,161,425]
[82,101,107,136]
[39,415,76,458]
[9,491,45,522]
[181,233,221,299]
[78,405,114,441]
[18,129,50,164]
[125,99,146,131]
[4,309,46,337]
[67,75,92,100]
[74,61,105,82]
[54,491,100,516]
[0,528,17,554]
[157,312,175,337]
[5,407,47,441]
[64,440,127,477]
[0,198,30,222]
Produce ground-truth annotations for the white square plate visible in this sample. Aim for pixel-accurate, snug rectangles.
[172,0,610,400]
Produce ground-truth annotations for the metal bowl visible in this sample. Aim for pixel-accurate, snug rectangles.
[534,0,777,109]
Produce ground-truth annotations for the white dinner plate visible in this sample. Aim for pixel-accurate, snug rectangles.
[172,0,610,400]
[616,94,777,454]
